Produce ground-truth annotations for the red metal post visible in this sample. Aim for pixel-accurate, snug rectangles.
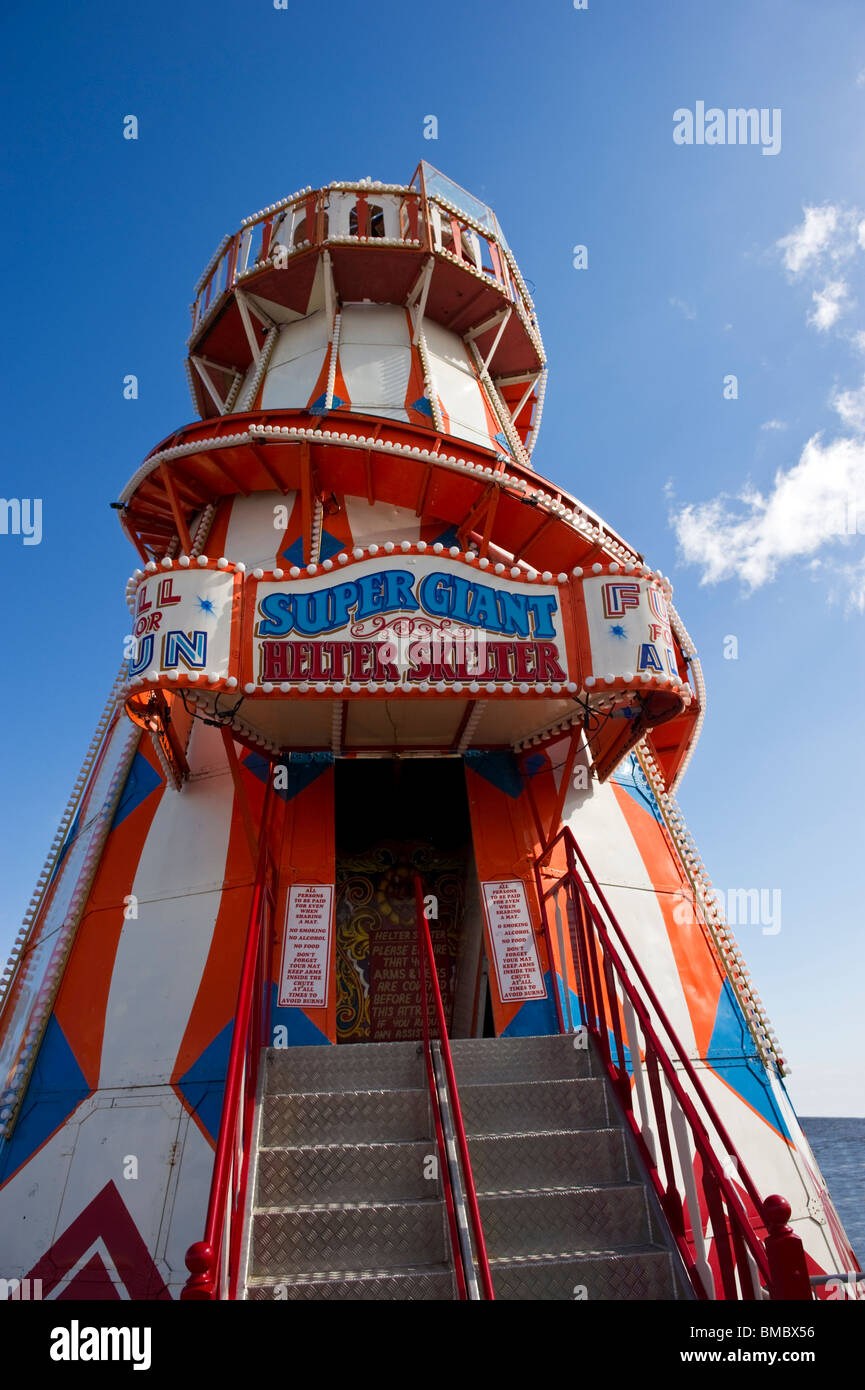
[415,878,467,1300]
[763,1196,813,1301]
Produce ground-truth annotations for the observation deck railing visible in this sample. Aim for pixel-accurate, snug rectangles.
[190,181,536,347]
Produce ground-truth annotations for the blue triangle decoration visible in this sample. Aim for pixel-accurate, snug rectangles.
[613,755,665,826]
[319,530,345,562]
[464,750,523,800]
[269,984,332,1047]
[281,536,305,564]
[411,396,434,417]
[175,1020,233,1146]
[432,524,460,548]
[242,751,333,804]
[502,975,558,1037]
[310,394,345,415]
[494,431,513,455]
[0,1015,91,1181]
[110,751,163,831]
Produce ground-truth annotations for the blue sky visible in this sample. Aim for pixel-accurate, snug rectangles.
[0,0,863,1114]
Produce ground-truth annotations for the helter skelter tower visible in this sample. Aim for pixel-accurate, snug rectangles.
[0,165,858,1302]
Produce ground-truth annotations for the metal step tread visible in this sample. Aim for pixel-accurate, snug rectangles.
[478,1182,651,1257]
[488,1246,680,1300]
[262,1086,433,1146]
[251,1197,448,1278]
[450,1035,594,1084]
[254,1197,443,1216]
[265,1084,427,1100]
[257,1128,622,1154]
[476,1181,640,1198]
[265,1042,426,1096]
[487,1242,671,1266]
[245,1263,457,1299]
[480,1179,644,1198]
[248,1262,453,1286]
[258,1138,431,1156]
[468,1125,619,1141]
[460,1076,610,1136]
[449,1034,585,1052]
[459,1075,604,1093]
[255,1136,438,1207]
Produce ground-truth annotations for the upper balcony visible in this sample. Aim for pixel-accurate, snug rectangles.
[186,164,546,429]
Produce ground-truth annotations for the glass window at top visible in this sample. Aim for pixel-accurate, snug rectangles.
[420,163,509,250]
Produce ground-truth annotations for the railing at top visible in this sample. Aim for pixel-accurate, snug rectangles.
[189,182,538,347]
[414,874,495,1300]
[181,775,278,1300]
[534,828,812,1302]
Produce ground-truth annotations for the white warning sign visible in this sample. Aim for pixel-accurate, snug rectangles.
[278,883,334,1009]
[481,879,546,1003]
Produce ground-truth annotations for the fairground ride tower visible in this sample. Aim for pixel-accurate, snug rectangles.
[0,165,859,1302]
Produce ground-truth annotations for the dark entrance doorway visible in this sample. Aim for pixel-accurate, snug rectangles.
[334,758,473,1044]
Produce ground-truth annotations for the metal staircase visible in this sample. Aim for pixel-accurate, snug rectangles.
[245,1041,458,1300]
[452,1034,685,1299]
[242,1034,687,1300]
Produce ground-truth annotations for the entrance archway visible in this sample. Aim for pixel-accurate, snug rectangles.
[334,758,479,1043]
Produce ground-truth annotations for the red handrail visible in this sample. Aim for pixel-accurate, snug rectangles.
[535,827,811,1302]
[182,776,276,1300]
[414,875,495,1300]
[415,879,467,1302]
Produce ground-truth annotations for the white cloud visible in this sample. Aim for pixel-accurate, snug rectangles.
[687,203,865,607]
[669,296,696,320]
[777,204,843,275]
[832,373,865,432]
[840,556,865,612]
[809,279,852,331]
[670,434,865,601]
[776,205,864,333]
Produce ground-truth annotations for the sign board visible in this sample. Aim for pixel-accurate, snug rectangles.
[481,879,546,1002]
[128,569,235,681]
[278,883,334,1009]
[252,555,569,689]
[582,575,678,681]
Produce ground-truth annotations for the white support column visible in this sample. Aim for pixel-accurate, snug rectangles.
[505,373,540,426]
[407,257,435,342]
[430,203,443,251]
[238,227,253,276]
[191,356,229,413]
[235,290,263,360]
[236,325,279,413]
[465,307,510,343]
[323,249,337,341]
[325,312,342,412]
[415,314,444,433]
[482,306,512,373]
[468,340,531,468]
[525,367,547,456]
